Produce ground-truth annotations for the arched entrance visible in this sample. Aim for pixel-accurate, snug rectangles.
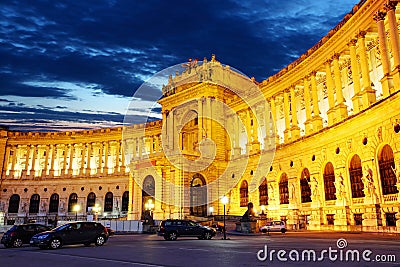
[190,173,207,217]
[142,175,155,220]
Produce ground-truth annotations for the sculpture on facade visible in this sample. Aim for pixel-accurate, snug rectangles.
[335,173,346,202]
[363,166,377,200]
[310,177,320,198]
[241,202,256,222]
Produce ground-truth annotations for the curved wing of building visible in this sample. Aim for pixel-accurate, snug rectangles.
[0,0,399,231]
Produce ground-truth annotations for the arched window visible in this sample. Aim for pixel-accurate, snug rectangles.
[86,192,96,211]
[121,191,129,212]
[104,192,113,212]
[8,194,20,213]
[378,145,399,195]
[68,193,78,212]
[349,155,364,198]
[300,168,311,203]
[29,194,40,213]
[240,180,248,207]
[49,193,59,213]
[259,178,268,206]
[323,163,336,201]
[279,173,289,204]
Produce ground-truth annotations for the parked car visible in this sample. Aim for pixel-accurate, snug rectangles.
[30,221,109,249]
[1,223,52,248]
[259,220,287,233]
[158,219,216,241]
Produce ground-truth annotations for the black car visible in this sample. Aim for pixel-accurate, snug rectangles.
[30,221,109,249]
[157,219,216,241]
[1,223,52,248]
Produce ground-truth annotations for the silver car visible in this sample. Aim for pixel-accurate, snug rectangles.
[259,220,286,233]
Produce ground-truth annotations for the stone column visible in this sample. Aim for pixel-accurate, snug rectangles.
[233,114,241,156]
[349,39,361,113]
[325,60,336,125]
[21,145,31,178]
[303,77,313,134]
[86,143,92,176]
[10,146,17,177]
[80,144,86,176]
[4,145,11,177]
[290,86,300,139]
[374,11,392,97]
[114,140,120,173]
[263,101,271,148]
[198,98,204,142]
[49,144,55,176]
[358,31,376,109]
[251,109,260,152]
[270,97,280,144]
[120,140,126,173]
[310,72,322,131]
[42,145,50,177]
[138,137,143,160]
[332,53,348,119]
[246,109,252,153]
[97,143,103,175]
[162,111,168,149]
[385,2,400,91]
[103,141,109,175]
[68,144,74,176]
[61,144,68,176]
[206,98,212,140]
[283,90,291,142]
[168,109,175,152]
[30,145,37,177]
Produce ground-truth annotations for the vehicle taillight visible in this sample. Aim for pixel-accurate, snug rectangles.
[104,227,108,235]
[160,226,165,232]
[9,231,15,237]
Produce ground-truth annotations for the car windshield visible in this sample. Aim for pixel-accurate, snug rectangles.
[7,225,18,231]
[53,224,70,231]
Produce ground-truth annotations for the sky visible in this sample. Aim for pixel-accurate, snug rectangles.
[0,0,360,132]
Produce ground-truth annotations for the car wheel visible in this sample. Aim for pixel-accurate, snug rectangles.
[203,232,212,240]
[12,238,23,248]
[95,235,106,246]
[49,238,62,249]
[168,232,178,241]
[261,229,267,233]
[281,229,286,233]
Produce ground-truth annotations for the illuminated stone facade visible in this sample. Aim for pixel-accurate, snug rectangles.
[1,0,400,232]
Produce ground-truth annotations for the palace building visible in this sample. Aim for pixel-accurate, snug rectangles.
[1,0,400,232]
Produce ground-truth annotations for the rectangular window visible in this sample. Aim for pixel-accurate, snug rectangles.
[354,214,363,225]
[386,213,396,227]
[327,214,335,225]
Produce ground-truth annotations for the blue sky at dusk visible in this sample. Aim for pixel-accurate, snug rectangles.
[0,0,359,131]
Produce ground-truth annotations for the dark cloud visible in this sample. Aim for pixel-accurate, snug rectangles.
[0,0,359,131]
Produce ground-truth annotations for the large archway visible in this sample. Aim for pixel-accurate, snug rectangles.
[142,175,155,220]
[378,144,398,195]
[190,173,207,217]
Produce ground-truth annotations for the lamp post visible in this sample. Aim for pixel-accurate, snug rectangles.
[73,204,80,221]
[221,196,228,240]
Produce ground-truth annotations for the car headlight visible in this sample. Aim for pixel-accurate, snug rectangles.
[38,234,49,239]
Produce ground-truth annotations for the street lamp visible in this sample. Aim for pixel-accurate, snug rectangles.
[144,198,154,217]
[92,204,101,221]
[73,204,80,221]
[221,196,229,240]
